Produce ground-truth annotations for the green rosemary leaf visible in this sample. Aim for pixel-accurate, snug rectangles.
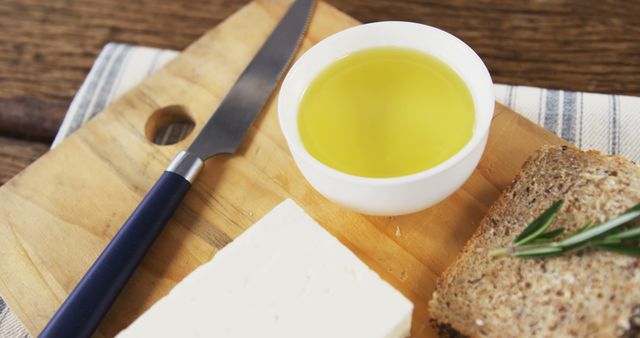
[559,241,593,255]
[560,221,599,244]
[488,247,511,257]
[573,220,595,235]
[513,200,564,246]
[586,220,599,230]
[559,204,640,246]
[594,243,640,256]
[628,203,640,213]
[528,228,566,244]
[529,238,553,244]
[592,237,623,245]
[492,203,640,259]
[513,246,563,257]
[605,226,640,241]
[538,227,566,240]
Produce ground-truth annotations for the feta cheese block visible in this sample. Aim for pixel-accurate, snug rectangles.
[117,199,413,338]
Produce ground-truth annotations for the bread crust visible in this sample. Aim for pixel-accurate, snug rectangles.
[429,145,640,338]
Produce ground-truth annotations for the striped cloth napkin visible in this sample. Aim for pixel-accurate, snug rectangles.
[3,42,640,337]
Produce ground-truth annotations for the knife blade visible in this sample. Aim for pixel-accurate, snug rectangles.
[189,0,314,160]
[39,1,314,337]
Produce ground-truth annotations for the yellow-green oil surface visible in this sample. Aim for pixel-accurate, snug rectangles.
[298,47,475,178]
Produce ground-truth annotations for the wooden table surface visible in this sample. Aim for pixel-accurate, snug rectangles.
[0,0,639,186]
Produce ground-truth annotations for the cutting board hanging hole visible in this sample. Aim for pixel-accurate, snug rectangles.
[145,105,195,145]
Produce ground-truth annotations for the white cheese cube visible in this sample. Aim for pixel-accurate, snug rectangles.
[117,199,413,338]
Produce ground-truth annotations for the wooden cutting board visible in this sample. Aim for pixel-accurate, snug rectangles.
[0,1,566,337]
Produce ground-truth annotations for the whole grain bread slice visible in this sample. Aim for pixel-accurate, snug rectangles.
[429,145,640,338]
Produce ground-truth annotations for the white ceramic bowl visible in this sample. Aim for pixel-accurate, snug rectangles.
[278,21,494,216]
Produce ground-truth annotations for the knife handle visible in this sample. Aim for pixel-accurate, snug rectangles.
[40,151,203,338]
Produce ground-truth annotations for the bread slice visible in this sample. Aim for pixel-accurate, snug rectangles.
[429,145,640,338]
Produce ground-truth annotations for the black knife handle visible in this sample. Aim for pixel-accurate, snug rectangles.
[40,151,202,338]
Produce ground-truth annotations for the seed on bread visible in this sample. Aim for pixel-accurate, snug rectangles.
[429,145,640,338]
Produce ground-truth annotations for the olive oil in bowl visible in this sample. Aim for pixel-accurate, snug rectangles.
[298,47,475,178]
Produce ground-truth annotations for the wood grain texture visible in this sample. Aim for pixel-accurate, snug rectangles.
[0,1,569,337]
[0,136,48,185]
[333,0,640,95]
[0,0,245,142]
[1,0,638,189]
[0,0,639,145]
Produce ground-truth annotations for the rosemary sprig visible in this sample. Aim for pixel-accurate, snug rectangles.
[489,200,640,258]
[512,200,564,246]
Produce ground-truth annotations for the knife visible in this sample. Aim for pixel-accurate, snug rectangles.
[39,1,314,337]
